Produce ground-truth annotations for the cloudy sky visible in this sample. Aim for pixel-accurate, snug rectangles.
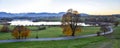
[0,0,120,15]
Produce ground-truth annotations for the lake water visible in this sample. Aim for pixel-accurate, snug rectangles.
[8,20,91,26]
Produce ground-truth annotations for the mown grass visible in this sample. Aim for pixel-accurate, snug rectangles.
[0,26,120,48]
[0,25,99,40]
[79,26,120,48]
[0,36,107,48]
[112,26,120,48]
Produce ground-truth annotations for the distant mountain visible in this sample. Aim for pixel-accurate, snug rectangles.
[0,12,89,17]
[0,12,14,17]
[112,14,120,18]
[0,12,66,17]
[112,14,120,16]
[80,13,89,16]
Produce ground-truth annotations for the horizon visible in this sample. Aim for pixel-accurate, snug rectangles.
[1,11,120,15]
[0,0,120,15]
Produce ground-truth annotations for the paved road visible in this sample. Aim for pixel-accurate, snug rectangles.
[0,26,113,43]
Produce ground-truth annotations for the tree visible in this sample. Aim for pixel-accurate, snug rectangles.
[61,9,81,36]
[0,20,10,32]
[0,25,9,32]
[12,26,30,39]
[99,24,109,36]
[114,21,119,27]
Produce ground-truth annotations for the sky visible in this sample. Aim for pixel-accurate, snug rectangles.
[0,0,120,15]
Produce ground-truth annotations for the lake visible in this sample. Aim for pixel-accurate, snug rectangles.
[8,20,91,26]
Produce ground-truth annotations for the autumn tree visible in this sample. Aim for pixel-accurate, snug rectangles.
[12,26,30,39]
[0,25,9,32]
[0,20,10,32]
[61,9,81,36]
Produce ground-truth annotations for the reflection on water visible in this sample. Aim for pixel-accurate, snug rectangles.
[8,20,91,26]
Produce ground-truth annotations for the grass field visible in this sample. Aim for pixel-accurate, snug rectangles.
[0,36,107,48]
[0,25,120,48]
[82,26,120,48]
[0,25,99,40]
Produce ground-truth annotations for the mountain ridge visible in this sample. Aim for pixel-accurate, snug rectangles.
[0,12,89,17]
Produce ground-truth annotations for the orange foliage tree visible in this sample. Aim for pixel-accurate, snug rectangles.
[12,26,30,39]
[61,9,81,36]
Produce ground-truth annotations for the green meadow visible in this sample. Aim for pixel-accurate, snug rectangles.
[0,25,99,40]
[0,25,120,48]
